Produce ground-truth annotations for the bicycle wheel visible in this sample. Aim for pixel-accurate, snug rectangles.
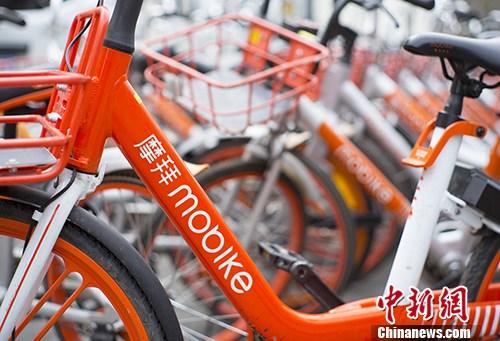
[351,132,415,274]
[284,151,357,290]
[200,157,354,290]
[82,170,158,256]
[188,137,367,274]
[460,230,500,302]
[82,162,305,338]
[0,189,181,340]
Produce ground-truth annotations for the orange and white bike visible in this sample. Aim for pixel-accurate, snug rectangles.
[0,0,498,340]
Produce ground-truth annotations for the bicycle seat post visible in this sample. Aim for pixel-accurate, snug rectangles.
[441,64,471,122]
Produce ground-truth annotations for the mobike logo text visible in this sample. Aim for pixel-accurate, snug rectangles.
[334,144,393,205]
[168,184,253,294]
[388,95,424,133]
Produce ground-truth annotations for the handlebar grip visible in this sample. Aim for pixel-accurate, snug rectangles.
[104,0,144,54]
[403,0,434,10]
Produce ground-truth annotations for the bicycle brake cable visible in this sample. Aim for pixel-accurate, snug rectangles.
[64,0,103,72]
[21,169,77,254]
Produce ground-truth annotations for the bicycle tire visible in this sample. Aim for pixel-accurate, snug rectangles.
[0,187,182,340]
[460,230,500,302]
[286,149,357,287]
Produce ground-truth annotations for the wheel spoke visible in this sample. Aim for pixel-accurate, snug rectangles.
[33,281,88,340]
[15,268,70,335]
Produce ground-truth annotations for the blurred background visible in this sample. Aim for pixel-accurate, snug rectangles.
[0,0,498,65]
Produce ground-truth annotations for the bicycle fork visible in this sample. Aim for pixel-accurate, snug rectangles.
[0,169,104,338]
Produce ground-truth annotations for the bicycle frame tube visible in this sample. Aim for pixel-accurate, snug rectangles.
[398,68,444,116]
[385,128,463,298]
[299,96,410,223]
[240,156,284,249]
[363,65,432,135]
[0,237,12,288]
[319,62,418,179]
[339,81,416,170]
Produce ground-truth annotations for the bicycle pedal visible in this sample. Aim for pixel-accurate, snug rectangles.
[258,242,344,310]
[258,241,309,271]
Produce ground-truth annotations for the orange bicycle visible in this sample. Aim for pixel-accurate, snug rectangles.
[0,1,498,340]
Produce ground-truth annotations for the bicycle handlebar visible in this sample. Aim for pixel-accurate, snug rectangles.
[103,0,144,54]
[403,0,434,10]
[320,0,434,59]
[101,0,433,55]
[0,7,25,26]
[260,0,271,18]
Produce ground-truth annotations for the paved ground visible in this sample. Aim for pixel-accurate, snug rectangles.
[343,256,394,301]
[341,251,434,301]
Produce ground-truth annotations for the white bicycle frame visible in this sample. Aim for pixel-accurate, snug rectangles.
[321,61,417,173]
[313,57,494,274]
[299,54,497,297]
[385,128,463,297]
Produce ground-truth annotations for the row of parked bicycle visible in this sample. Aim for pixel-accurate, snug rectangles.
[0,0,497,339]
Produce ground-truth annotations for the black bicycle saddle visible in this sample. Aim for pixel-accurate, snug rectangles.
[404,32,500,75]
